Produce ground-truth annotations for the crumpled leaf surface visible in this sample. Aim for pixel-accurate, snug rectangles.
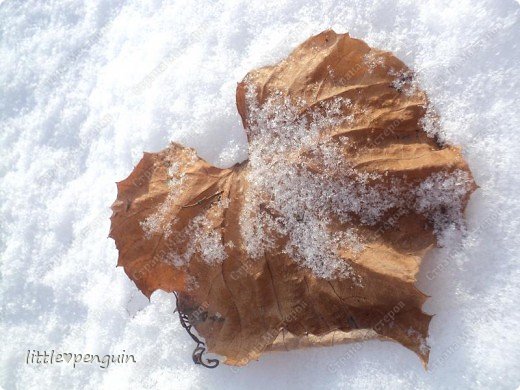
[110,30,476,366]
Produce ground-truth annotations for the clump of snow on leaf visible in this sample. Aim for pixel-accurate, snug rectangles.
[238,84,474,281]
[140,147,198,239]
[414,169,473,235]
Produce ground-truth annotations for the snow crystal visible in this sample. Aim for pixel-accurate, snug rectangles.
[406,327,430,356]
[185,215,226,265]
[363,50,386,73]
[140,145,197,239]
[414,169,474,235]
[144,201,226,267]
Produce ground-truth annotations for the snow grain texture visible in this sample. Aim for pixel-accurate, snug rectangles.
[1,0,519,389]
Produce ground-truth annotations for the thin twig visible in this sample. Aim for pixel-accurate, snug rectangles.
[173,292,220,369]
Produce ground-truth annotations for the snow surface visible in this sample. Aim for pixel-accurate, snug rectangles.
[1,0,519,389]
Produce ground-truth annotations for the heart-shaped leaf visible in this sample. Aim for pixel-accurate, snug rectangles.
[110,30,476,367]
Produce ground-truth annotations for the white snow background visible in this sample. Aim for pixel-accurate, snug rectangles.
[1,0,519,389]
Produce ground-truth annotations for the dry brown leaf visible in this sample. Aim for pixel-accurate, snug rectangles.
[109,30,476,367]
